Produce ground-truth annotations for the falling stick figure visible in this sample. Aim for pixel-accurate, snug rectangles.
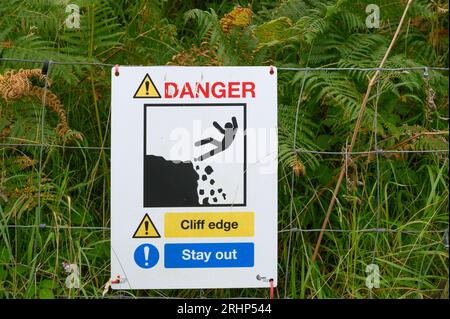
[195,116,238,161]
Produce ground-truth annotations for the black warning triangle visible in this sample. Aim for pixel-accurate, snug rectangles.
[132,214,161,238]
[133,74,161,98]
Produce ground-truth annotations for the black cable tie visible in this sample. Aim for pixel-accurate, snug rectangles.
[42,60,50,76]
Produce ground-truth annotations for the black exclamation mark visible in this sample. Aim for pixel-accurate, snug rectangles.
[145,80,150,96]
[144,221,149,235]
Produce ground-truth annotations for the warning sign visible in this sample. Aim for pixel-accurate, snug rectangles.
[133,214,161,238]
[133,74,161,98]
[111,66,277,289]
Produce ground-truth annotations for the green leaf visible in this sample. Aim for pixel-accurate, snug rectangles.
[39,288,55,299]
[254,17,294,47]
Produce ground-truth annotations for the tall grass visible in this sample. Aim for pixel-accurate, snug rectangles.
[0,0,448,298]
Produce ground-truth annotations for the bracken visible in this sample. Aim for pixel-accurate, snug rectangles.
[168,6,253,66]
[0,68,82,141]
[219,6,253,34]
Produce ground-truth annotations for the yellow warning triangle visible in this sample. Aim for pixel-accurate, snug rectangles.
[133,214,161,238]
[133,74,161,98]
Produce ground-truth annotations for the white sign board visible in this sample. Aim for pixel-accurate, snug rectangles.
[111,66,277,289]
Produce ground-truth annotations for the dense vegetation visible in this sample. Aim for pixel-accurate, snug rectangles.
[0,0,448,298]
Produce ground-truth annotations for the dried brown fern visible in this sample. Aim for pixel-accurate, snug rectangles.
[0,68,82,141]
[219,6,252,34]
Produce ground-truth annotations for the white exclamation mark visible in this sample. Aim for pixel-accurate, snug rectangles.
[144,246,150,266]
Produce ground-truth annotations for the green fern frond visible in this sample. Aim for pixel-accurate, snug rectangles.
[278,103,322,175]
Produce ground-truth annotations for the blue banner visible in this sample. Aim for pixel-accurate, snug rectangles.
[165,242,254,268]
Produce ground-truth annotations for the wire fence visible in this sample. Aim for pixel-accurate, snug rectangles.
[0,57,449,298]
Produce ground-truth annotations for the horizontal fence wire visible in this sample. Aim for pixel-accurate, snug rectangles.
[1,143,448,154]
[295,148,449,155]
[0,57,448,298]
[1,57,449,71]
[0,142,111,150]
[4,224,448,235]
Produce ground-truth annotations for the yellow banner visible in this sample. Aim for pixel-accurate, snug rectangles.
[165,212,254,237]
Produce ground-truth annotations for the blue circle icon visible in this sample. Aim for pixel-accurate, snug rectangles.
[134,243,159,269]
